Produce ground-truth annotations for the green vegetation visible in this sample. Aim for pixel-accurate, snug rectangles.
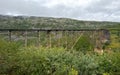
[0,15,120,29]
[0,38,120,75]
[0,15,120,75]
[73,35,94,53]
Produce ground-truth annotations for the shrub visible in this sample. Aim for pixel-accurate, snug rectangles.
[10,47,77,75]
[73,35,94,53]
[0,39,120,75]
[0,39,21,74]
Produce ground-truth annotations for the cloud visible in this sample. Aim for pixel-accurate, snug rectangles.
[42,0,93,8]
[0,0,120,22]
[5,12,24,16]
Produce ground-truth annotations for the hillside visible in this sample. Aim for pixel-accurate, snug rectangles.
[0,15,120,29]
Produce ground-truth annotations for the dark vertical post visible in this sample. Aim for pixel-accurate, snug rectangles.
[92,31,96,49]
[95,30,98,48]
[71,31,75,49]
[99,30,103,50]
[57,31,61,47]
[61,31,64,48]
[47,30,51,48]
[38,30,41,47]
[65,31,68,49]
[60,31,63,47]
[24,31,28,47]
[8,30,12,42]
[50,31,52,48]
[100,30,103,49]
[55,31,58,47]
[69,31,73,49]
[58,31,63,47]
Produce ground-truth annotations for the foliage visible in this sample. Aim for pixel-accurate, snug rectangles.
[0,39,21,74]
[0,39,120,75]
[107,31,120,52]
[0,15,120,75]
[73,35,94,53]
[0,15,120,29]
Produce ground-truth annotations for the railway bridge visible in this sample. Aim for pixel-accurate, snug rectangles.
[0,28,119,51]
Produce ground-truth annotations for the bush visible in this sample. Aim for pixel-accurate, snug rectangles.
[0,39,21,74]
[0,39,120,75]
[6,47,78,75]
[73,35,94,53]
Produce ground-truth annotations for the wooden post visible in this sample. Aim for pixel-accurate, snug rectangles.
[57,31,61,47]
[24,31,28,47]
[92,31,96,48]
[47,30,51,48]
[61,31,63,47]
[95,30,98,48]
[50,31,52,48]
[71,31,75,49]
[8,30,12,42]
[38,31,41,47]
[99,30,103,50]
[59,31,63,47]
[61,31,64,48]
[55,31,58,47]
[65,31,68,49]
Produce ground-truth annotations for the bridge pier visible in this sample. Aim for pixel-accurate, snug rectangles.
[24,31,28,47]
[8,30,12,42]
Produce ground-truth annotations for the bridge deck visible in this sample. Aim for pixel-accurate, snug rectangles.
[0,28,119,31]
[0,29,108,31]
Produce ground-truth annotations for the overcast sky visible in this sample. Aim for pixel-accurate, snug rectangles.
[0,0,120,22]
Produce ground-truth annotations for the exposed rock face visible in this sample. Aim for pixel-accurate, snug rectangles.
[101,30,110,44]
[95,30,111,53]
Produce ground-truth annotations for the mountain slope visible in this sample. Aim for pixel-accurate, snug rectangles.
[0,15,120,29]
